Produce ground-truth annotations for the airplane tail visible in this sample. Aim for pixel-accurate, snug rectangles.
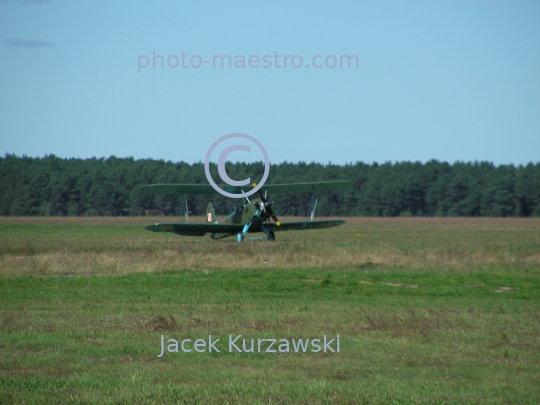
[206,202,217,223]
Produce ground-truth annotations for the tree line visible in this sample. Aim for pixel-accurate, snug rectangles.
[1,154,539,217]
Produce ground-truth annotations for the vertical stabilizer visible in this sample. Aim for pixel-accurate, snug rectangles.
[206,202,218,223]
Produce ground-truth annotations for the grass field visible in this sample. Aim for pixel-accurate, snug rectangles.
[1,216,539,404]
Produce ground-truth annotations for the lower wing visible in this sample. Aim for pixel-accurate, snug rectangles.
[145,223,243,236]
[145,220,345,236]
[261,220,345,232]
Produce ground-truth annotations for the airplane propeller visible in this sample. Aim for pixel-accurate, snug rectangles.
[255,188,280,226]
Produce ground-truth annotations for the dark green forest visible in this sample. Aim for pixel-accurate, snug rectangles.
[1,154,539,218]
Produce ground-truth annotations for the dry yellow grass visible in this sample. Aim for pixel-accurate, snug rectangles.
[1,216,539,278]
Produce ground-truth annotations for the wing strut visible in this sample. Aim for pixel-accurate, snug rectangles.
[306,193,318,221]
[180,194,190,223]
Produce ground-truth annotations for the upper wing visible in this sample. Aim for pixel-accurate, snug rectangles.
[259,181,352,194]
[140,181,352,195]
[140,184,225,195]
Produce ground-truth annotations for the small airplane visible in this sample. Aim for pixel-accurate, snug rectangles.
[140,181,352,242]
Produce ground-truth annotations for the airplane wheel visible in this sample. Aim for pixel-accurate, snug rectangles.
[267,231,275,241]
[236,233,244,243]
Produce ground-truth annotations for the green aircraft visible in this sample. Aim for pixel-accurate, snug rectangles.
[140,181,352,242]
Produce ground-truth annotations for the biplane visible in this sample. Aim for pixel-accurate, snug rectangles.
[140,181,352,242]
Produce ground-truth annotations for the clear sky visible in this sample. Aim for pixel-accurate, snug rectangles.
[1,0,539,166]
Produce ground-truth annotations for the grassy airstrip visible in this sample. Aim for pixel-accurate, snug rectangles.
[1,216,539,404]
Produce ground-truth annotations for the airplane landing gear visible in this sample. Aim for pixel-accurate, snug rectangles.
[236,233,244,243]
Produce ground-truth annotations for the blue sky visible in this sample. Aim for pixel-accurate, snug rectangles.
[1,0,539,166]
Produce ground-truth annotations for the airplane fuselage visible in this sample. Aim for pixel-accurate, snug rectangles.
[226,198,261,225]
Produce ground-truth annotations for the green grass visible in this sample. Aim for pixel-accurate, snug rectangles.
[1,217,540,404]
